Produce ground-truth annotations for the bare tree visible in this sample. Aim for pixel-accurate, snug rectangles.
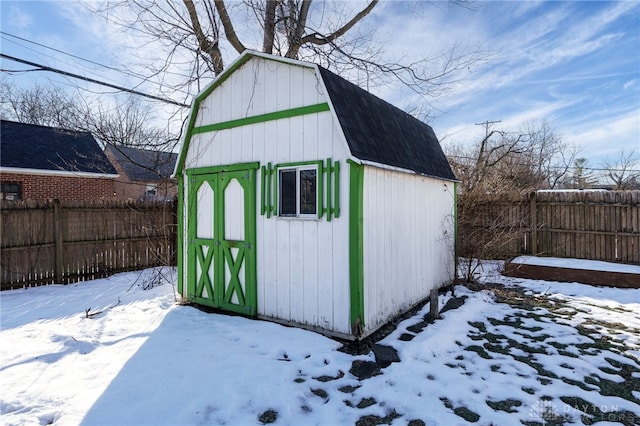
[567,157,598,189]
[0,82,81,129]
[446,120,574,194]
[1,80,179,181]
[445,120,575,280]
[2,80,174,143]
[87,0,485,104]
[602,150,640,190]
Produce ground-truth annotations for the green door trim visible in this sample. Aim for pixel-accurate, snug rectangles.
[177,175,184,296]
[348,160,365,337]
[185,164,258,316]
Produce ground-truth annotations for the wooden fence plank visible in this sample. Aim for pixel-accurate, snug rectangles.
[1,200,176,290]
[457,191,640,265]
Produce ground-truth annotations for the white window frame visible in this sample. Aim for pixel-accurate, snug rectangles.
[145,184,158,198]
[278,165,318,219]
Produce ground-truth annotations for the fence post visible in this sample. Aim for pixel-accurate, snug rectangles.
[530,191,537,256]
[54,199,64,283]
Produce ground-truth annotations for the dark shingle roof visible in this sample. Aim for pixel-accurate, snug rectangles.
[0,120,117,175]
[106,144,177,182]
[317,67,456,181]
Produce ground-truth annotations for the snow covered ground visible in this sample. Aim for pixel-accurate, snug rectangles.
[1,262,639,426]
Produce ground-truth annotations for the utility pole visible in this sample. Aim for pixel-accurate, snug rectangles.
[475,120,501,139]
[472,120,502,188]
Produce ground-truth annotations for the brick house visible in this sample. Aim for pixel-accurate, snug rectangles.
[0,120,118,201]
[104,144,177,202]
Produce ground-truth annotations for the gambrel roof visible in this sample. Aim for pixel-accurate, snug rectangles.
[176,51,456,182]
[317,67,456,181]
[0,120,117,176]
[105,144,177,182]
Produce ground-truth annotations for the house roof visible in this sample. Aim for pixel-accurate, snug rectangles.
[0,120,117,176]
[106,144,177,182]
[177,51,456,181]
[317,67,456,181]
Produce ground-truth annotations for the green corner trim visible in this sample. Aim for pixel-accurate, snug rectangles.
[348,160,365,335]
[454,181,459,270]
[192,103,330,135]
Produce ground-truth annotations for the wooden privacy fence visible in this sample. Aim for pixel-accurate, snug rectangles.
[458,190,640,264]
[1,199,177,290]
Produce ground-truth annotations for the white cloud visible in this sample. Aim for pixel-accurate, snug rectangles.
[569,111,640,160]
[4,4,33,29]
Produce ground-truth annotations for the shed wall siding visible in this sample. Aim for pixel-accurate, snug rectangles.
[194,58,325,129]
[362,166,455,333]
[183,60,353,335]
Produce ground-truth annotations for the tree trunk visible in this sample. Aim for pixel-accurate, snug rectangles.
[263,0,277,54]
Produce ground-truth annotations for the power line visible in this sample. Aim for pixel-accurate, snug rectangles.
[0,31,193,99]
[0,53,190,108]
[0,31,163,88]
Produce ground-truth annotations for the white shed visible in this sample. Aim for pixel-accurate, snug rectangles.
[175,51,457,340]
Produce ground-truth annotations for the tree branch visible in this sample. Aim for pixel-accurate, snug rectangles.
[299,0,378,46]
[183,0,224,74]
[285,0,312,58]
[214,0,246,54]
[263,0,277,54]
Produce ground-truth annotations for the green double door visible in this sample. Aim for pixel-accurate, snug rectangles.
[187,164,257,315]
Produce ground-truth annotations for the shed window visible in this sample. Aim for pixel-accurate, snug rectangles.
[279,167,317,217]
[1,182,22,201]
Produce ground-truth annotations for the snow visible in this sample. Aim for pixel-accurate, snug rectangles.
[510,255,640,275]
[1,263,639,425]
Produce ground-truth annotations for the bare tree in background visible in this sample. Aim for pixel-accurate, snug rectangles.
[88,0,484,106]
[1,80,177,151]
[602,150,640,190]
[567,157,598,189]
[1,80,179,275]
[445,120,575,281]
[446,120,575,194]
[0,82,80,129]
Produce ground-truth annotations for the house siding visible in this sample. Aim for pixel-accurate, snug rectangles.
[0,172,115,202]
[362,166,455,334]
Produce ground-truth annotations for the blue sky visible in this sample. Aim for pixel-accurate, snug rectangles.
[1,1,639,168]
